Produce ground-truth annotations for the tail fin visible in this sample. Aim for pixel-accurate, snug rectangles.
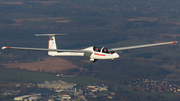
[35,34,67,56]
[48,35,57,56]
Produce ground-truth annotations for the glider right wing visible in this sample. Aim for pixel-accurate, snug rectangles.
[111,41,177,51]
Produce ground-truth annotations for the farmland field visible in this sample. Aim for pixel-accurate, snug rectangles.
[119,85,175,98]
[2,57,81,73]
[0,2,22,4]
[0,67,106,84]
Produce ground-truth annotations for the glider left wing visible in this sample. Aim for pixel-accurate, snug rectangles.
[2,46,92,53]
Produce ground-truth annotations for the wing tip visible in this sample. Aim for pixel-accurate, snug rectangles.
[173,41,178,43]
[2,46,7,49]
[2,46,11,49]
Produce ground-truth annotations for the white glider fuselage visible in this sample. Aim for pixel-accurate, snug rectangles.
[47,34,119,61]
[48,46,119,60]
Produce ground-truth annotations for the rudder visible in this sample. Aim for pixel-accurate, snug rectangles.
[35,34,67,56]
[48,35,57,56]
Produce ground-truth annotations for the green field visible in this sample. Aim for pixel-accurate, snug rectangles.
[0,68,106,84]
[119,85,175,98]
[132,91,175,98]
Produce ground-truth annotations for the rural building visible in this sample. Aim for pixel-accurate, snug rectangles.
[14,94,41,101]
[14,95,31,100]
[38,80,74,89]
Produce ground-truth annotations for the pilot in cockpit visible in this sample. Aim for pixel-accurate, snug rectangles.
[93,46,100,52]
[102,48,109,53]
[95,47,99,51]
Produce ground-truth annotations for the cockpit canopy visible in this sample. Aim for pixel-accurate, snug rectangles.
[93,46,115,54]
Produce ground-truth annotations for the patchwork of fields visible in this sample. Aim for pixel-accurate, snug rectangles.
[2,57,80,73]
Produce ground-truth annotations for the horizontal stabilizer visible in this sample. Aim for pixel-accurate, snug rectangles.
[35,34,68,36]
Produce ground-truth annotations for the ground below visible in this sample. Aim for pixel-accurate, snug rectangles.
[2,57,80,73]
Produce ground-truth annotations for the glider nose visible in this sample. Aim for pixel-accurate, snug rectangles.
[114,53,119,58]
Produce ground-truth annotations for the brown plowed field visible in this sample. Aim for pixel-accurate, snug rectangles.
[0,2,23,5]
[2,57,80,73]
[12,17,66,23]
[161,65,180,72]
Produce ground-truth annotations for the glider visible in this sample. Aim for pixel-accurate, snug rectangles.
[2,34,177,62]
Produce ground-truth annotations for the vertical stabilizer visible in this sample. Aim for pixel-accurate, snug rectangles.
[48,35,57,56]
[35,34,67,56]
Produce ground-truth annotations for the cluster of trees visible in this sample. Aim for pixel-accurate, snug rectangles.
[87,84,180,101]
